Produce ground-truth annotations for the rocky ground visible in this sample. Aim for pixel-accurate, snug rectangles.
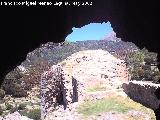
[0,49,157,120]
[0,87,40,120]
[43,50,155,120]
[44,76,156,120]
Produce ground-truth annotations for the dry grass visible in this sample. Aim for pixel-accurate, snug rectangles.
[77,95,156,120]
[86,83,106,92]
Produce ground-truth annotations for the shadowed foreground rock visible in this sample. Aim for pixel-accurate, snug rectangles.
[122,80,160,119]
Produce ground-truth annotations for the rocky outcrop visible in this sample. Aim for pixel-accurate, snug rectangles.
[59,49,130,101]
[122,80,160,110]
[61,49,129,86]
[40,52,129,119]
[41,65,80,120]
[102,31,121,42]
[122,81,160,119]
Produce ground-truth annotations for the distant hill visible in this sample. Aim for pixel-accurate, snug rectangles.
[22,31,139,68]
[101,31,121,42]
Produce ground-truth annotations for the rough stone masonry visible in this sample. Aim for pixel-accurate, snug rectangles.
[41,64,79,120]
[122,80,160,110]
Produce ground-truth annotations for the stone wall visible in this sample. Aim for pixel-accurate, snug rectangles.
[122,80,160,110]
[116,61,129,82]
[41,65,79,120]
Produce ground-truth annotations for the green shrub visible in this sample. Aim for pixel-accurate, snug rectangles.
[0,106,4,115]
[21,108,41,120]
[152,71,160,83]
[9,106,18,113]
[12,84,28,97]
[5,102,13,110]
[0,89,5,100]
[18,103,26,110]
[2,78,28,98]
[22,60,51,88]
[126,48,159,82]
[2,78,15,95]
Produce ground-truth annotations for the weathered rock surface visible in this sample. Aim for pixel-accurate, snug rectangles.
[41,49,158,119]
[61,49,129,88]
[122,80,160,110]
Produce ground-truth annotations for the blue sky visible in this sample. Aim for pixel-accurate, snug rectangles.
[65,22,113,42]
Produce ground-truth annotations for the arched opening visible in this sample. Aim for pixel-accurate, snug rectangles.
[56,89,64,105]
[0,1,158,119]
[0,21,159,119]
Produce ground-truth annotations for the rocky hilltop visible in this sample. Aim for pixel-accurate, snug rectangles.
[22,30,138,67]
[101,31,121,42]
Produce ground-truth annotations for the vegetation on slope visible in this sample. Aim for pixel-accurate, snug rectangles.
[1,39,159,99]
[126,47,160,83]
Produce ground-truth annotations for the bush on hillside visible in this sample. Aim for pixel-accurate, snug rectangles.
[126,47,159,82]
[12,84,28,97]
[151,71,160,83]
[5,102,13,110]
[2,67,28,97]
[0,89,5,100]
[2,58,51,97]
[18,103,26,110]
[0,106,4,115]
[22,60,51,88]
[21,108,41,120]
[2,78,28,97]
